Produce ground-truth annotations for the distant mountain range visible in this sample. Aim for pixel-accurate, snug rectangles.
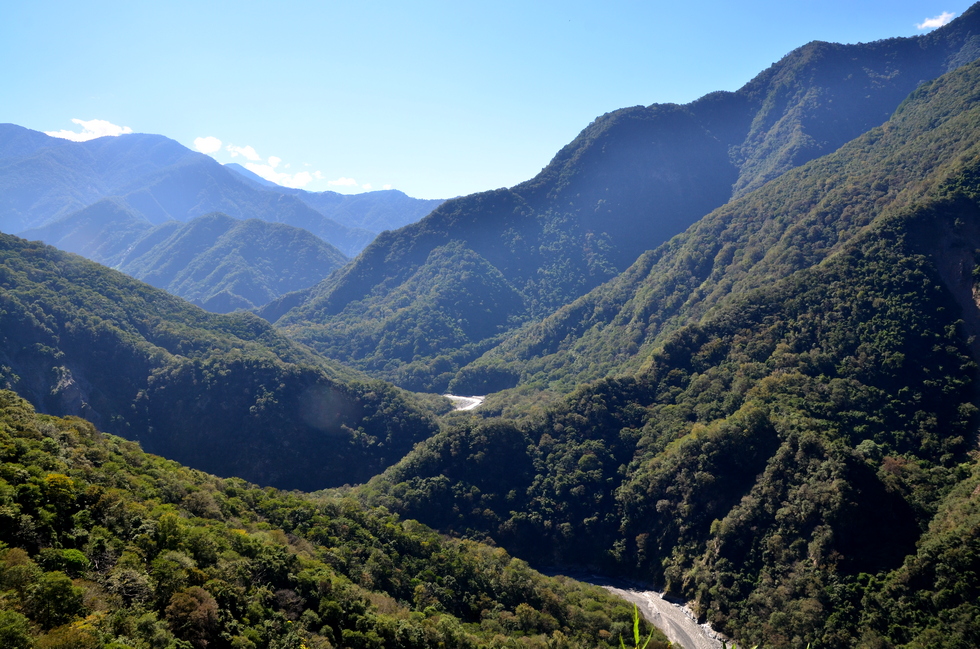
[0,125,443,255]
[224,162,444,233]
[0,124,443,310]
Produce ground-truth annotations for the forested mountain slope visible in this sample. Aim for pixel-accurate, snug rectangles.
[18,199,156,269]
[0,391,660,649]
[23,202,349,312]
[354,60,980,648]
[266,4,980,392]
[458,52,980,401]
[0,233,439,490]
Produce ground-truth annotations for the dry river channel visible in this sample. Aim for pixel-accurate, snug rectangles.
[441,394,725,647]
[549,571,728,649]
[602,585,727,649]
[443,394,485,410]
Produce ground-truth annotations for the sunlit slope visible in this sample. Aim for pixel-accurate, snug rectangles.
[0,391,663,649]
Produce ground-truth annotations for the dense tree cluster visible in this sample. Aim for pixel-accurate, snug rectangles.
[0,233,441,489]
[354,60,980,647]
[0,391,663,648]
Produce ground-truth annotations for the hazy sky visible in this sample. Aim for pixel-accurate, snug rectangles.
[1,1,971,198]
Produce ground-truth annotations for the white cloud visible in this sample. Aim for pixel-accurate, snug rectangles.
[226,144,261,161]
[245,162,316,189]
[196,135,352,191]
[45,118,133,142]
[289,171,313,187]
[917,11,955,29]
[194,136,222,154]
[383,184,393,190]
[362,183,373,190]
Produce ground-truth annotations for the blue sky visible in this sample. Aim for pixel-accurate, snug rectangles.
[1,1,971,198]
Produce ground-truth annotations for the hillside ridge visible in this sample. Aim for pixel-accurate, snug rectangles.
[266,5,980,393]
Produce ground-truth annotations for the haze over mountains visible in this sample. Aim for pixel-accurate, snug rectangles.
[2,5,980,649]
[22,201,349,312]
[225,161,445,234]
[0,124,442,253]
[0,125,443,310]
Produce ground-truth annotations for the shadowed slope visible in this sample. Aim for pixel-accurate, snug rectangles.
[0,233,435,489]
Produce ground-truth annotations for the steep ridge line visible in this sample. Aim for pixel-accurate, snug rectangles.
[268,5,980,393]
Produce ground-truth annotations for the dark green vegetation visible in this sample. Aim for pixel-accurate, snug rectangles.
[264,6,980,393]
[0,391,664,648]
[5,9,980,649]
[0,233,441,490]
[465,40,980,404]
[0,125,440,258]
[24,203,349,312]
[355,57,980,648]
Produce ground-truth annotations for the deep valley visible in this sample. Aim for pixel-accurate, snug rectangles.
[3,7,980,649]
